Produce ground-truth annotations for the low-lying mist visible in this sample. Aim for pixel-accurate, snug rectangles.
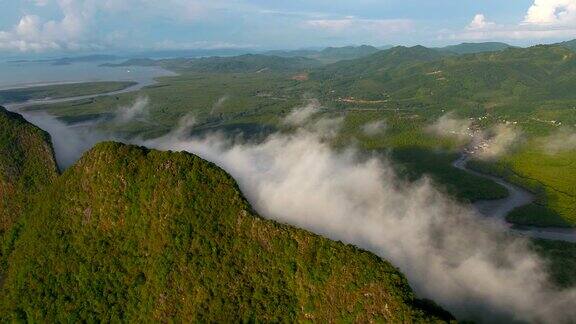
[23,113,111,169]
[19,96,149,169]
[12,102,576,323]
[542,127,576,154]
[362,119,387,136]
[428,113,522,160]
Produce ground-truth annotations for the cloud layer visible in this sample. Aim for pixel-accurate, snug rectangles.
[0,0,101,52]
[525,0,576,26]
[10,102,576,322]
[282,99,322,126]
[361,119,387,136]
[454,0,576,41]
[542,127,576,154]
[426,113,473,141]
[138,112,576,323]
[4,0,575,53]
[428,113,522,160]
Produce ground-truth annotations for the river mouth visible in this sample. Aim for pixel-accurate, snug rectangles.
[453,155,576,242]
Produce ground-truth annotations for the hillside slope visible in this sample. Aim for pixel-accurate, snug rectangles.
[0,141,451,322]
[0,106,58,237]
[105,54,322,73]
[315,44,576,103]
[315,45,446,80]
[438,42,512,55]
[556,39,576,51]
[0,106,58,285]
[267,45,381,63]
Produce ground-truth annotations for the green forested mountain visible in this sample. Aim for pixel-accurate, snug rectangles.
[314,44,576,103]
[312,44,576,224]
[108,54,322,73]
[21,43,576,226]
[166,54,321,73]
[0,106,58,239]
[556,39,576,51]
[266,45,381,63]
[313,45,447,81]
[100,58,157,67]
[0,106,58,283]
[437,42,513,55]
[0,113,451,322]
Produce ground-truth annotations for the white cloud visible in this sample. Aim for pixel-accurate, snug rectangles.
[11,103,576,322]
[137,116,576,323]
[477,124,522,160]
[426,113,473,142]
[306,17,414,35]
[362,120,387,136]
[33,0,50,7]
[282,100,321,126]
[448,1,576,41]
[112,96,150,124]
[0,0,252,53]
[0,0,103,52]
[427,114,522,160]
[467,14,495,30]
[307,18,354,31]
[153,40,254,50]
[542,127,576,154]
[524,0,576,26]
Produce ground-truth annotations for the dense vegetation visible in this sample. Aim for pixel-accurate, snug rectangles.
[312,44,576,225]
[3,40,576,320]
[18,41,576,226]
[267,45,384,64]
[0,106,58,277]
[469,148,576,227]
[558,39,576,51]
[532,239,576,288]
[0,113,451,322]
[437,42,513,55]
[107,54,322,74]
[0,81,136,104]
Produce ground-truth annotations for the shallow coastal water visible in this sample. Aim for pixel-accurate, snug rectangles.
[0,60,175,90]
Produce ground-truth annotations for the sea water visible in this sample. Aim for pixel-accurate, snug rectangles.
[0,60,175,90]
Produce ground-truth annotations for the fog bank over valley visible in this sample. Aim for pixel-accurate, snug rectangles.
[10,100,576,323]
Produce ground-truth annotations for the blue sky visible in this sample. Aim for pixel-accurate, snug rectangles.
[0,0,575,54]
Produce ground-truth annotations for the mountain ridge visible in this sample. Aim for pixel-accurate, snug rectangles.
[0,111,452,322]
[437,42,513,55]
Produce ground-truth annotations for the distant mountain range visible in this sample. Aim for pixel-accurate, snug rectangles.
[265,45,392,63]
[312,43,576,104]
[103,54,323,73]
[8,40,576,76]
[435,42,514,55]
[557,39,576,51]
[8,55,120,66]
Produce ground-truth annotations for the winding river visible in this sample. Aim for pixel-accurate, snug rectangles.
[453,155,576,242]
[4,74,171,111]
[4,70,576,242]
